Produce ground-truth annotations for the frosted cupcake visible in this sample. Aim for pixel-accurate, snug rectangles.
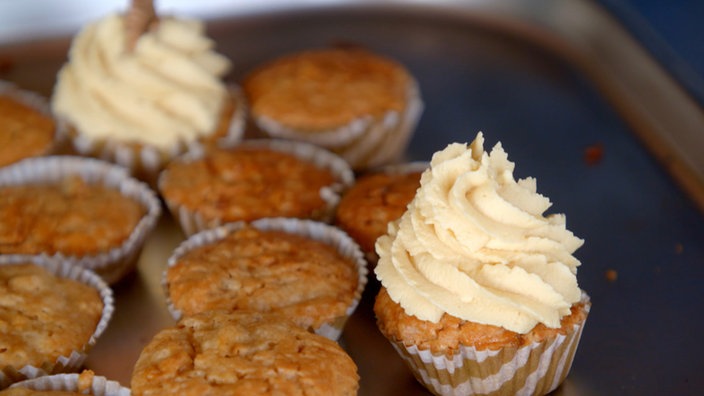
[51,4,245,184]
[374,133,590,396]
[0,258,113,389]
[242,47,423,170]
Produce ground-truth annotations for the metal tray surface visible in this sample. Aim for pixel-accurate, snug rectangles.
[1,1,703,395]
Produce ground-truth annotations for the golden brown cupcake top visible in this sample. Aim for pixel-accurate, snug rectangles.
[0,177,145,256]
[130,310,359,396]
[243,47,413,131]
[0,95,56,168]
[166,226,359,331]
[335,169,422,256]
[0,263,103,368]
[159,145,337,223]
[374,287,589,356]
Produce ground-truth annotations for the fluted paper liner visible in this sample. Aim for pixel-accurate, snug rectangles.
[163,218,367,341]
[7,372,129,395]
[0,257,114,389]
[65,85,246,185]
[253,77,423,170]
[0,156,161,284]
[386,295,590,396]
[159,138,354,236]
[0,80,67,166]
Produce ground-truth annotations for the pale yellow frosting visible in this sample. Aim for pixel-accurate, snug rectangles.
[375,133,583,333]
[51,13,231,149]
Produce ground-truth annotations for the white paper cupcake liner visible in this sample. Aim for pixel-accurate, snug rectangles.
[163,218,368,341]
[63,85,246,185]
[7,372,130,395]
[159,138,355,237]
[0,256,114,389]
[0,80,67,166]
[387,294,591,396]
[336,80,424,169]
[0,156,162,284]
[252,77,424,170]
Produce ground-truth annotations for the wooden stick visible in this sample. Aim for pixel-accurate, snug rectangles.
[124,0,156,51]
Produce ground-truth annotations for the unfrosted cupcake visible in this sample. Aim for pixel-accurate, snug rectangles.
[374,133,590,396]
[163,218,367,340]
[2,370,129,396]
[0,156,161,284]
[0,81,64,168]
[130,310,359,396]
[51,6,245,184]
[335,161,426,265]
[158,139,354,236]
[0,258,113,389]
[242,46,423,170]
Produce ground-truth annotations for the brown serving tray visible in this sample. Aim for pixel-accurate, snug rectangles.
[1,1,703,395]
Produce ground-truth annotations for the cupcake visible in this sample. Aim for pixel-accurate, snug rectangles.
[0,156,161,284]
[0,81,65,168]
[158,139,354,236]
[242,46,423,170]
[373,133,590,395]
[163,218,367,340]
[2,370,130,396]
[130,310,359,395]
[0,257,113,389]
[335,161,426,265]
[50,2,245,184]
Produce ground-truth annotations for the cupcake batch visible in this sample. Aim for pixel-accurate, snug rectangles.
[0,1,591,395]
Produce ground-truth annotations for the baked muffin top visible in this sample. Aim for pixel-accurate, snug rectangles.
[166,226,359,331]
[374,287,589,355]
[130,310,359,396]
[335,169,422,256]
[243,47,414,131]
[159,145,337,223]
[0,177,145,256]
[0,95,56,168]
[0,263,103,368]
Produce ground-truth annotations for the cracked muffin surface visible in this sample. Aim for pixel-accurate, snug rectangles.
[130,310,359,396]
[166,226,359,331]
[159,145,337,224]
[0,177,145,256]
[0,263,103,368]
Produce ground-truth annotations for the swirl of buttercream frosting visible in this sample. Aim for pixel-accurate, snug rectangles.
[52,13,231,149]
